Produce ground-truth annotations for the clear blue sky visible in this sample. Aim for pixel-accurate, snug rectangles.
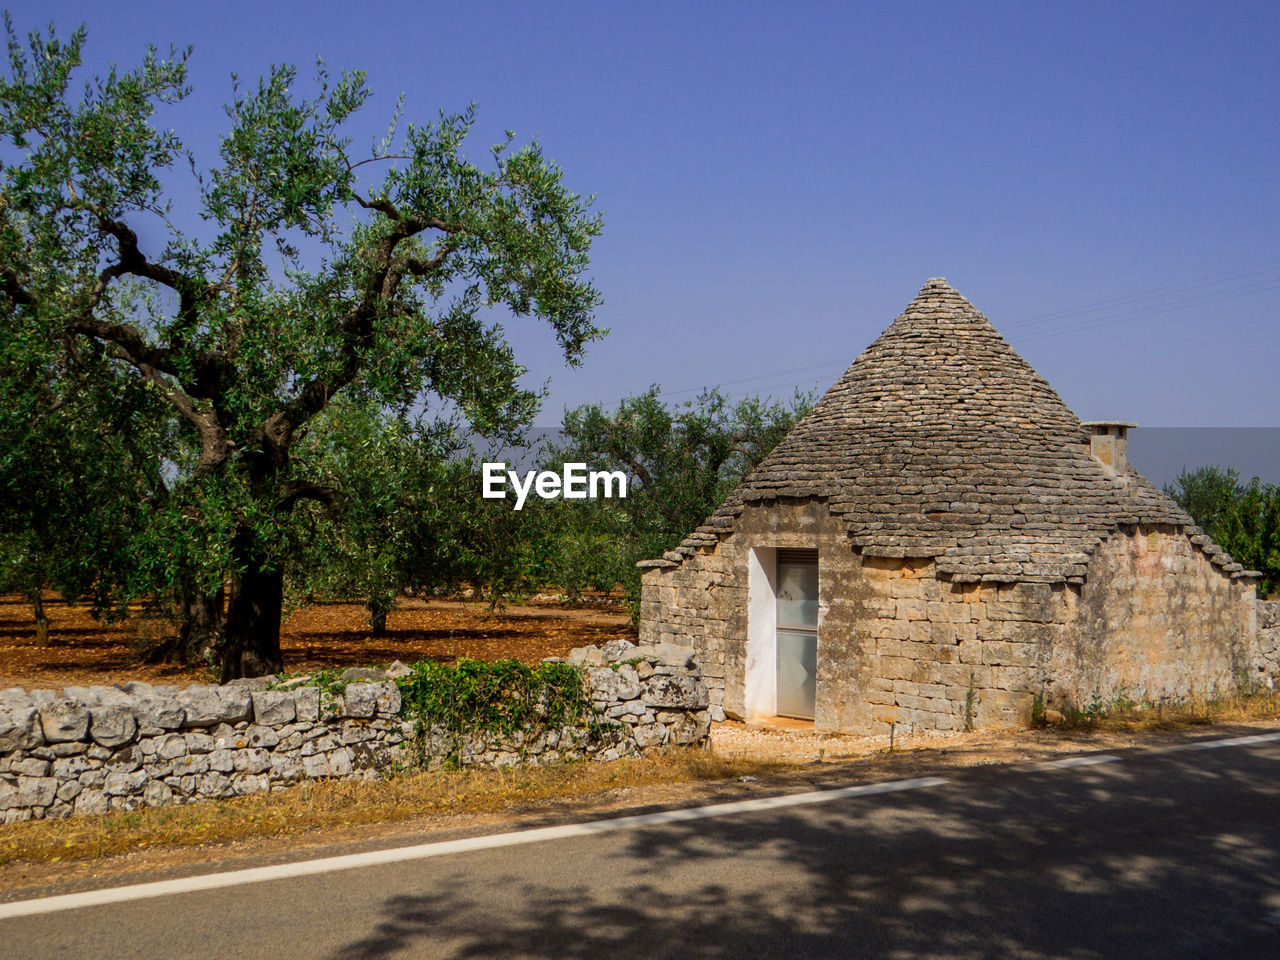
[12,0,1279,426]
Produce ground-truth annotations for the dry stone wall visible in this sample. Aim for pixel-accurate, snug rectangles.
[0,640,709,824]
[1258,600,1280,685]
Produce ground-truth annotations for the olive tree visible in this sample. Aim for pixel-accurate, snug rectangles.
[0,21,602,677]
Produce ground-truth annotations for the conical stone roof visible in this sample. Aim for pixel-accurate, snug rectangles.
[652,277,1242,584]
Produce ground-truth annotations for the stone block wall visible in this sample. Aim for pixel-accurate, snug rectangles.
[639,499,849,725]
[640,499,1064,735]
[0,640,709,823]
[1050,525,1257,708]
[1257,600,1280,685]
[847,560,1064,734]
[641,498,1262,736]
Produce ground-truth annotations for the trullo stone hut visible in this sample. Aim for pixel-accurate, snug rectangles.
[638,278,1264,734]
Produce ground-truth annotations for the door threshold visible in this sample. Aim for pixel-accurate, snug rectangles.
[747,716,816,732]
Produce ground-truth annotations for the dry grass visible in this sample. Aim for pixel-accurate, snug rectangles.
[0,749,783,868]
[1048,688,1280,732]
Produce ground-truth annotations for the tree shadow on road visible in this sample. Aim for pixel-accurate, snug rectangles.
[327,745,1280,959]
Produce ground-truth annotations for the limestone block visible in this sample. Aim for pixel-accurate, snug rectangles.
[879,656,914,681]
[568,645,606,667]
[613,666,641,701]
[293,688,320,723]
[301,735,339,757]
[586,667,621,704]
[344,683,379,719]
[74,789,109,815]
[910,661,944,685]
[232,749,271,774]
[670,714,709,745]
[196,772,234,798]
[15,776,57,807]
[142,759,173,779]
[327,748,353,776]
[872,620,911,641]
[89,703,138,748]
[52,755,96,779]
[143,780,173,807]
[103,769,146,796]
[632,723,668,748]
[178,686,251,727]
[134,696,185,732]
[863,597,897,619]
[10,757,48,778]
[319,693,346,722]
[341,722,378,745]
[183,732,215,754]
[250,691,296,726]
[37,700,88,744]
[641,675,707,710]
[270,753,304,782]
[641,641,698,669]
[240,725,280,749]
[375,683,402,716]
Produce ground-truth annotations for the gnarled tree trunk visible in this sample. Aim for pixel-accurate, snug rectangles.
[219,531,285,680]
[179,585,224,663]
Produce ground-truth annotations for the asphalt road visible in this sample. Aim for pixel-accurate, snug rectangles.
[4,733,1280,959]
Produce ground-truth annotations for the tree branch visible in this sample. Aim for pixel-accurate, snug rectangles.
[113,349,230,470]
[258,214,462,462]
[67,314,178,374]
[277,480,343,512]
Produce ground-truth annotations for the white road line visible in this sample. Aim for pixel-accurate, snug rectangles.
[0,775,949,921]
[1158,731,1280,753]
[1029,754,1122,771]
[1023,729,1280,772]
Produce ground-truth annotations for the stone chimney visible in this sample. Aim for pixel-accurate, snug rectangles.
[1082,421,1136,477]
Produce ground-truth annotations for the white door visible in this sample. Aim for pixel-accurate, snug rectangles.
[775,550,817,720]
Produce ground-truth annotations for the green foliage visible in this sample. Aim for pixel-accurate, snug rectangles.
[0,18,602,673]
[1165,466,1280,597]
[395,658,602,763]
[0,299,173,618]
[282,400,465,623]
[544,387,812,612]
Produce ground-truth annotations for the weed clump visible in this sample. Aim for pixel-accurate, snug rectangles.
[396,658,606,762]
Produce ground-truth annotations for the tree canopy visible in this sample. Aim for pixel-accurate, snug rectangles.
[543,387,813,611]
[0,20,603,676]
[1165,466,1280,598]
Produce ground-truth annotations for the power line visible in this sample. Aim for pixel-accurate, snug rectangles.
[585,259,1279,410]
[1015,278,1280,344]
[1001,257,1280,331]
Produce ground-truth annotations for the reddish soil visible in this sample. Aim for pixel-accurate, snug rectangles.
[0,594,636,691]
